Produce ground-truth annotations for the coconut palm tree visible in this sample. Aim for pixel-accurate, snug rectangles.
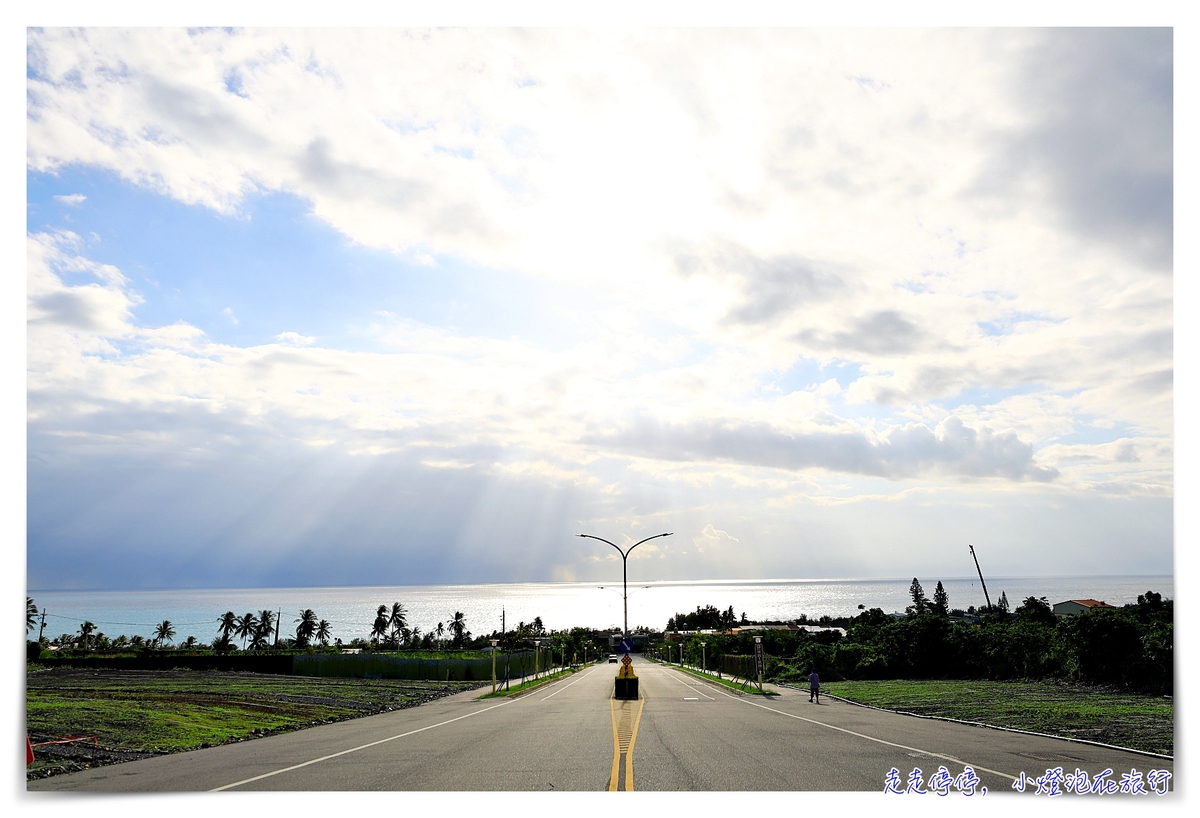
[27,597,38,633]
[253,610,276,650]
[218,611,237,640]
[295,609,318,647]
[435,621,445,648]
[235,612,258,649]
[371,605,390,646]
[77,621,96,651]
[316,619,332,646]
[389,602,408,646]
[181,635,198,650]
[448,611,469,649]
[153,620,175,648]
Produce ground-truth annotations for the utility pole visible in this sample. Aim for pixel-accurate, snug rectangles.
[38,610,47,642]
[968,544,993,612]
[274,609,281,647]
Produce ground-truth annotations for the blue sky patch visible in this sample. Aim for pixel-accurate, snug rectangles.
[28,168,588,352]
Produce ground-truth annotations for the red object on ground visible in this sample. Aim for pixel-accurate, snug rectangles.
[27,735,34,765]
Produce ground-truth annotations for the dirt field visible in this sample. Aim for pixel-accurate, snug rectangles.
[26,666,483,780]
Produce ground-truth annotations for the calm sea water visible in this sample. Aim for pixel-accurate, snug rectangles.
[27,576,1173,645]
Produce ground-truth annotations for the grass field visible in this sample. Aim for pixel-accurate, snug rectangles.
[26,665,483,779]
[821,679,1173,757]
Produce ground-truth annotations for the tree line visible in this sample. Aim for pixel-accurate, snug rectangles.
[27,597,610,661]
[668,584,1173,695]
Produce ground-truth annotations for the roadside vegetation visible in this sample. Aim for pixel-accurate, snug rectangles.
[821,679,1173,757]
[27,597,611,669]
[664,661,779,696]
[26,666,481,780]
[477,666,580,699]
[665,586,1173,696]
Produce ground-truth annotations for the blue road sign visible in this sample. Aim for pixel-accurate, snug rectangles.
[620,638,634,653]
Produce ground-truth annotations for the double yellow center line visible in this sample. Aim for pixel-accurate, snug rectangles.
[607,692,645,791]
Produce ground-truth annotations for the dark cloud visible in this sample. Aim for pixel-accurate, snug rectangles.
[1131,368,1172,395]
[586,416,1057,482]
[142,76,269,152]
[672,243,845,324]
[838,310,925,354]
[977,28,1172,269]
[797,310,929,357]
[30,289,117,331]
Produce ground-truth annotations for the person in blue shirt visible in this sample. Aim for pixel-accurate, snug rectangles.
[808,670,820,703]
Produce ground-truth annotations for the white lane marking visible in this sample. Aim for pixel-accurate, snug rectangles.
[540,666,598,701]
[681,671,1016,783]
[208,700,511,791]
[657,665,715,700]
[684,697,699,701]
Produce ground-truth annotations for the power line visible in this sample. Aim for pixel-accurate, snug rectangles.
[39,612,215,629]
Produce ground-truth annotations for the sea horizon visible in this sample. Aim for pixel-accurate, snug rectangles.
[28,574,1173,646]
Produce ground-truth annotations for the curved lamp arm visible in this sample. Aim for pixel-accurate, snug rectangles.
[578,532,673,558]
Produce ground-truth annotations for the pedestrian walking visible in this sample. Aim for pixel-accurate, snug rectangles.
[808,669,820,703]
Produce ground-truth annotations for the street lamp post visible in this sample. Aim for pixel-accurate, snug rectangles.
[490,639,499,693]
[579,532,672,641]
[701,641,707,673]
[534,638,542,679]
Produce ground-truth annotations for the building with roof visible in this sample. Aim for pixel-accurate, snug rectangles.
[1052,599,1117,617]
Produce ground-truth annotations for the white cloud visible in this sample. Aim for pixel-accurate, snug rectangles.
[276,331,314,346]
[53,193,86,205]
[24,29,1173,584]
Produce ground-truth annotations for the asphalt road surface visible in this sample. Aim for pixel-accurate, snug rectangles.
[29,656,1173,793]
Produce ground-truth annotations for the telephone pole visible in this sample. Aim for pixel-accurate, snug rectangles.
[968,544,993,612]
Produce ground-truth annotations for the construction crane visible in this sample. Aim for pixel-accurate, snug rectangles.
[968,543,993,612]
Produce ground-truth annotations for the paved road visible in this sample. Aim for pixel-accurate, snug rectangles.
[29,657,1173,793]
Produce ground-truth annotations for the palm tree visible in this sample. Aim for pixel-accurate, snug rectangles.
[235,612,258,650]
[218,611,237,640]
[448,611,469,649]
[154,620,175,648]
[253,610,276,650]
[371,605,390,646]
[389,602,408,646]
[435,621,445,648]
[295,609,318,647]
[78,621,96,651]
[182,635,198,650]
[316,619,332,646]
[27,597,38,633]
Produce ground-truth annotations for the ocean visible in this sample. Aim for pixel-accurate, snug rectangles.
[27,575,1172,645]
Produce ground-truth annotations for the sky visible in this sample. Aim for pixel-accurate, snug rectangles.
[23,26,1176,591]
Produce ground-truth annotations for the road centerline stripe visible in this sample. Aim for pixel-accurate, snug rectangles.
[607,687,646,791]
[208,700,512,792]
